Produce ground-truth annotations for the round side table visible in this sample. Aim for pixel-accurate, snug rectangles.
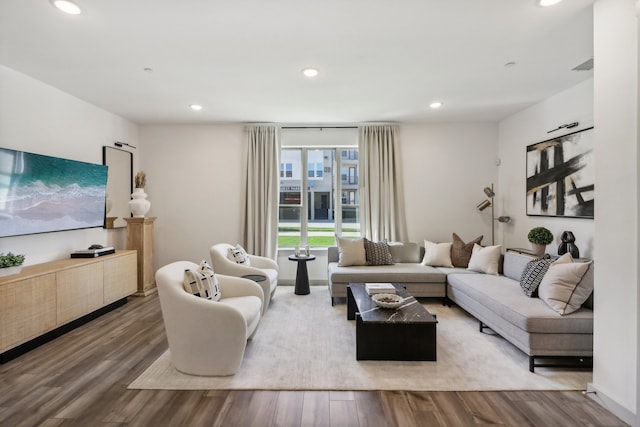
[288,254,316,295]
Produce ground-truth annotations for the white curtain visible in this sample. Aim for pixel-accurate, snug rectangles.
[242,125,280,259]
[358,124,408,242]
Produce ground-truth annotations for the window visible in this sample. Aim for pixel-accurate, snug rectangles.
[278,129,360,249]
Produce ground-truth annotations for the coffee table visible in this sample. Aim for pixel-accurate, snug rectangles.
[347,283,437,361]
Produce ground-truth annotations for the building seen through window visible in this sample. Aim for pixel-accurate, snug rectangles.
[278,143,359,249]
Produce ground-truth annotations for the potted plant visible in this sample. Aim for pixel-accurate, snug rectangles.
[0,252,26,277]
[527,227,554,256]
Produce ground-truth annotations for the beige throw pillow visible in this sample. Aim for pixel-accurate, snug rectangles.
[336,236,367,267]
[467,244,501,275]
[538,254,593,315]
[421,240,453,268]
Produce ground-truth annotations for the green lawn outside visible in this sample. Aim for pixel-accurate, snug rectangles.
[278,235,337,247]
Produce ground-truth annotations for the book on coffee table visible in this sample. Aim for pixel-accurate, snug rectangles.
[365,283,396,295]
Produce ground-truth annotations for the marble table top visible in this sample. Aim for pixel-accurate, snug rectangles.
[348,283,438,324]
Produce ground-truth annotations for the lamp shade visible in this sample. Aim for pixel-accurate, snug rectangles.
[477,200,492,211]
[483,187,495,198]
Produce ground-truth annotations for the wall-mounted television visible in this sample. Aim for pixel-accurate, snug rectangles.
[0,148,108,238]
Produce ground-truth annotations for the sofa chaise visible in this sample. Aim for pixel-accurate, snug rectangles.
[327,242,594,371]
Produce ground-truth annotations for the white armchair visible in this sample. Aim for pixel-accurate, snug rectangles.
[155,261,263,376]
[210,243,279,313]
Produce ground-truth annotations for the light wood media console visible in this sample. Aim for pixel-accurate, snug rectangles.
[0,250,137,363]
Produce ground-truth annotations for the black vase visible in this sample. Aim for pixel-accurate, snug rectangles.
[558,231,580,258]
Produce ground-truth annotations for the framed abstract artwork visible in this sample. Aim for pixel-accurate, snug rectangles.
[526,127,594,219]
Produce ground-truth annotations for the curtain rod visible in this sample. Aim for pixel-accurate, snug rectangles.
[280,126,358,129]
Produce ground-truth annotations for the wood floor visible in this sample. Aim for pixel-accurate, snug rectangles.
[0,292,627,427]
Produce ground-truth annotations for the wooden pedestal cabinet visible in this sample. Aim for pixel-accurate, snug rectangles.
[0,250,137,363]
[125,217,156,296]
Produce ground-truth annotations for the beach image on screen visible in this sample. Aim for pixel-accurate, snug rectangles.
[0,148,108,237]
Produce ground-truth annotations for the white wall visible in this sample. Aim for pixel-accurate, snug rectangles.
[498,79,595,258]
[0,65,139,265]
[591,0,638,423]
[139,123,498,283]
[139,124,245,270]
[401,123,499,245]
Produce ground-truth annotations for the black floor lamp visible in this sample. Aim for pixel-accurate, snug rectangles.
[477,183,511,246]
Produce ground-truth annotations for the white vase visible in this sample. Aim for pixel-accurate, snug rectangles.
[0,265,23,277]
[129,188,151,218]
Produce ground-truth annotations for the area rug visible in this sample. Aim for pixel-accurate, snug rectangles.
[128,286,592,391]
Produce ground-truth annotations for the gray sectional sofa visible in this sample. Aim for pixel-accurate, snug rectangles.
[327,242,594,371]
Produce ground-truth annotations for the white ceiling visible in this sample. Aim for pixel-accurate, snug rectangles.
[0,0,594,125]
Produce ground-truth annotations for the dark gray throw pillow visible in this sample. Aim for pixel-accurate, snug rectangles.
[520,256,554,297]
[364,239,394,266]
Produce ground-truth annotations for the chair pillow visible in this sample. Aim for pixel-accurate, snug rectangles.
[228,244,251,266]
[538,253,593,315]
[183,260,221,301]
[467,244,501,275]
[519,255,553,297]
[364,238,394,266]
[336,236,367,266]
[421,240,453,267]
[451,233,483,268]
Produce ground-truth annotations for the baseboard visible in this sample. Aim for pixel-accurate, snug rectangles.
[585,383,636,426]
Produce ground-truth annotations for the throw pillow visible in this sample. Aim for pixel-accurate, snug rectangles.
[364,238,394,266]
[336,236,367,266]
[451,233,483,268]
[421,240,453,268]
[519,255,553,297]
[467,244,501,275]
[228,244,251,266]
[183,260,221,301]
[538,256,593,315]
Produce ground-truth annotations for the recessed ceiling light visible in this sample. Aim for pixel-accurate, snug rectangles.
[429,101,443,109]
[504,61,517,68]
[189,104,203,111]
[143,67,153,73]
[51,0,82,15]
[538,0,562,6]
[302,68,319,78]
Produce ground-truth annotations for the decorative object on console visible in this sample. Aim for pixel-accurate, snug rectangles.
[527,226,553,256]
[129,171,150,218]
[526,127,594,218]
[451,233,483,268]
[476,183,511,245]
[558,231,580,259]
[0,252,25,277]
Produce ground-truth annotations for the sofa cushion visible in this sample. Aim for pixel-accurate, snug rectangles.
[503,251,537,281]
[364,239,394,266]
[337,236,367,266]
[451,233,483,268]
[519,255,554,297]
[387,241,421,263]
[421,240,453,268]
[467,244,501,275]
[183,261,221,301]
[447,272,593,334]
[328,262,447,284]
[538,254,593,315]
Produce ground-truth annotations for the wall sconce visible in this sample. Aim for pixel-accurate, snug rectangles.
[477,183,511,245]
